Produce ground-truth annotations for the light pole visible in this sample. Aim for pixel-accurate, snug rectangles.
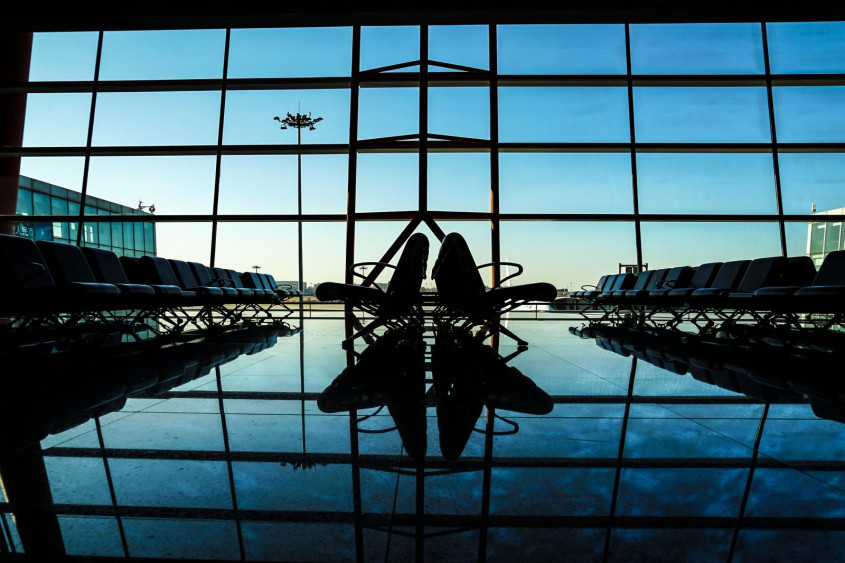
[274,111,323,299]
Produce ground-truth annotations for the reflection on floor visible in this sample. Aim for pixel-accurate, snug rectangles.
[1,317,844,561]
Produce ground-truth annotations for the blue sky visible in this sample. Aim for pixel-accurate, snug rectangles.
[18,23,845,288]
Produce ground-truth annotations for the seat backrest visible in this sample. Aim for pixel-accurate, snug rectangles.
[594,274,610,292]
[689,262,723,290]
[735,256,787,293]
[433,232,485,311]
[138,256,181,286]
[36,240,98,284]
[168,259,201,290]
[782,256,816,287]
[607,273,635,292]
[189,262,217,286]
[240,271,264,290]
[82,247,130,284]
[644,268,670,291]
[813,250,845,286]
[628,270,655,292]
[709,260,750,291]
[225,269,247,289]
[598,274,618,295]
[119,256,143,282]
[659,266,694,290]
[0,233,54,291]
[381,232,429,317]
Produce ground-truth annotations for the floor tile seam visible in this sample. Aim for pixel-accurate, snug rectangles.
[535,347,632,394]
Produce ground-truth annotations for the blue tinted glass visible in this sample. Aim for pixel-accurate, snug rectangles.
[630,23,764,74]
[29,32,99,81]
[640,222,782,268]
[773,86,845,143]
[499,87,629,142]
[23,93,92,147]
[497,25,626,75]
[768,22,845,74]
[225,90,349,145]
[361,26,419,70]
[637,153,776,214]
[429,25,488,70]
[100,30,225,80]
[428,87,489,139]
[355,153,418,212]
[93,92,221,146]
[357,88,418,139]
[228,28,352,78]
[500,153,632,213]
[779,153,845,214]
[634,87,770,143]
[428,153,489,212]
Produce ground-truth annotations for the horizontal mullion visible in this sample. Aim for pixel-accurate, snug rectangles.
[7,143,845,158]
[6,213,835,223]
[10,74,845,95]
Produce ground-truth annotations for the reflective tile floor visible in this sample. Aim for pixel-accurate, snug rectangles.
[1,317,844,562]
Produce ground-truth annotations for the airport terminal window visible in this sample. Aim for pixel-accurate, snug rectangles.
[13,20,845,291]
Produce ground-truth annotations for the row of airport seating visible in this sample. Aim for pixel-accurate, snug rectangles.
[0,233,299,348]
[571,323,845,424]
[572,250,845,328]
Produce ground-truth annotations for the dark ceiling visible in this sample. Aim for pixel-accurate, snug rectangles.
[5,2,845,32]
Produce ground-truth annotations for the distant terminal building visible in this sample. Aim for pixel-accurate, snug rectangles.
[15,175,156,258]
[808,206,845,268]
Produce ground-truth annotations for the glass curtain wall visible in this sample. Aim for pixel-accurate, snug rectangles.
[14,21,845,294]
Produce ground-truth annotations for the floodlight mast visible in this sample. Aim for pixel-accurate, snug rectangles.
[273,110,323,303]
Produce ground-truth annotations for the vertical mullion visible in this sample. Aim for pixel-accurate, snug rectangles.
[761,22,789,257]
[489,24,501,287]
[419,26,429,214]
[625,24,644,270]
[209,28,230,267]
[214,366,245,560]
[345,26,361,286]
[76,31,103,248]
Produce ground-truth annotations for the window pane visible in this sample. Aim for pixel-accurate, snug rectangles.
[634,87,770,143]
[93,92,221,146]
[500,222,637,289]
[500,153,632,214]
[361,26,419,71]
[779,153,845,215]
[23,93,92,147]
[155,223,208,262]
[215,222,299,288]
[640,222,782,269]
[429,87,489,139]
[773,86,845,143]
[630,23,764,74]
[225,90,349,145]
[99,30,225,80]
[429,25,488,70]
[29,32,98,81]
[499,87,629,142]
[637,153,776,214]
[19,157,85,193]
[305,223,346,292]
[767,22,845,74]
[357,88,418,139]
[356,153,418,212]
[87,156,216,216]
[228,27,352,78]
[825,223,841,254]
[219,154,348,215]
[428,153,489,212]
[497,25,626,75]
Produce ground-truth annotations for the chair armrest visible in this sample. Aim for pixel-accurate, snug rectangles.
[580,284,597,291]
[210,277,234,287]
[477,261,524,287]
[349,261,396,288]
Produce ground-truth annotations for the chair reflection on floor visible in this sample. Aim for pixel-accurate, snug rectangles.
[317,325,552,461]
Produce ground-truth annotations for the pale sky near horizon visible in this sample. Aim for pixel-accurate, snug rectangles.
[17,22,845,288]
